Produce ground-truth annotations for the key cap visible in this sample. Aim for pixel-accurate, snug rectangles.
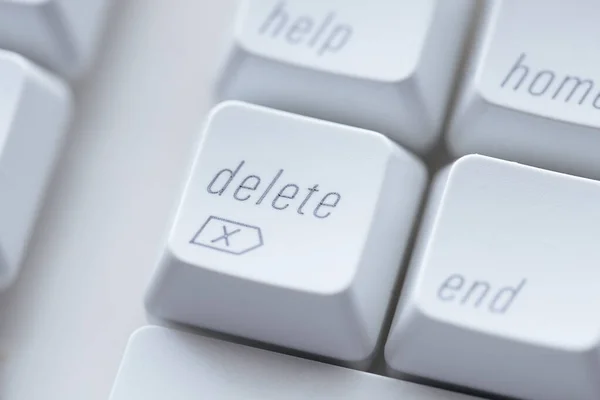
[448,0,600,179]
[145,101,426,362]
[110,326,482,400]
[0,0,111,77]
[218,0,475,154]
[0,50,71,290]
[385,155,600,400]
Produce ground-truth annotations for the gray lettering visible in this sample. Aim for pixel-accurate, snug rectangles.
[207,161,245,195]
[318,25,352,56]
[528,70,555,96]
[500,52,600,111]
[437,274,465,301]
[489,279,527,314]
[234,175,261,201]
[552,76,594,104]
[286,17,313,44]
[272,184,299,210]
[259,5,352,56]
[461,280,490,308]
[437,274,526,315]
[501,53,529,90]
[313,192,341,218]
[259,1,288,37]
[594,92,600,109]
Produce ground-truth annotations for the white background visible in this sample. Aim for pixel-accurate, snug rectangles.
[0,1,237,398]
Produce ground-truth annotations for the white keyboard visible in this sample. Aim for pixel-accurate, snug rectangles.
[3,1,600,400]
[110,326,479,400]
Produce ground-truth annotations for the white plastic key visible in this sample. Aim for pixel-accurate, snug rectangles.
[0,0,111,77]
[0,50,71,290]
[146,101,426,362]
[110,326,483,400]
[385,155,600,400]
[448,0,600,179]
[219,0,475,153]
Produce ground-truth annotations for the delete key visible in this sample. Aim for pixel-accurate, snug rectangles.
[145,101,426,362]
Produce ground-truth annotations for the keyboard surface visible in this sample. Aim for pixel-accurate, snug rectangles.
[110,326,481,400]
[2,1,599,399]
[0,1,237,398]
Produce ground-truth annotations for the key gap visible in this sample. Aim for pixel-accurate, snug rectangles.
[422,0,486,174]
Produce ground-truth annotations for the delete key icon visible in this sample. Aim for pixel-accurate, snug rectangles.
[190,216,263,255]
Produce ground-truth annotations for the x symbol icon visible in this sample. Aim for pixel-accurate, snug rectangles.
[210,225,241,247]
[190,216,263,255]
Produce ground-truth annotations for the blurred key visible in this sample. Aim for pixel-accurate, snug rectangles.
[219,0,475,153]
[0,50,71,290]
[0,0,111,77]
[448,0,600,179]
[110,326,483,400]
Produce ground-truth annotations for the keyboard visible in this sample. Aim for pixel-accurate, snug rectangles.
[3,1,600,399]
